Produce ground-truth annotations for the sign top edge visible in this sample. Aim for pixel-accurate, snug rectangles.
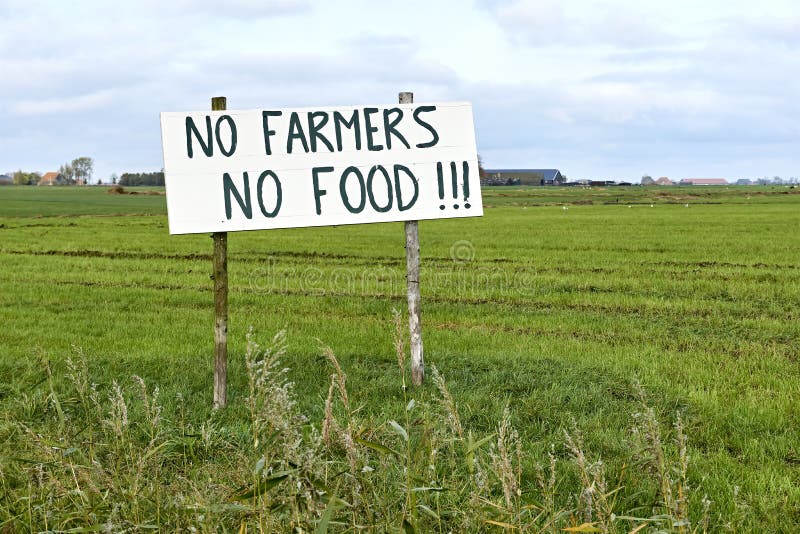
[160,101,474,117]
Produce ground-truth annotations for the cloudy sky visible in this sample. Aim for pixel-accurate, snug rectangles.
[1,0,797,182]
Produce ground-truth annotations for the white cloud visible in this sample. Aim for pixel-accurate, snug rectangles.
[141,0,311,18]
[13,90,117,115]
[480,0,675,48]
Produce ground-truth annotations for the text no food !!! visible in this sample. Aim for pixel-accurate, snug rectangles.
[160,102,482,234]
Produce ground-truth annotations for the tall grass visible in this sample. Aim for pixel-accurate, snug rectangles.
[1,322,719,532]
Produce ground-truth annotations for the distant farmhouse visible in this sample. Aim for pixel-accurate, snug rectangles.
[0,174,12,185]
[38,172,65,186]
[655,177,674,186]
[679,178,728,186]
[483,169,565,186]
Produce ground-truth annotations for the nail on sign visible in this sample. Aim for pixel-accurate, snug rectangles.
[160,102,483,234]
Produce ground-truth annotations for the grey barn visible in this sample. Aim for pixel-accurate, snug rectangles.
[483,169,565,186]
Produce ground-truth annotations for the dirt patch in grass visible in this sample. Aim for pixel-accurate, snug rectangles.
[107,186,164,196]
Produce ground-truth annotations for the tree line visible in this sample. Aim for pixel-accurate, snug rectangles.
[11,157,94,185]
[118,171,165,186]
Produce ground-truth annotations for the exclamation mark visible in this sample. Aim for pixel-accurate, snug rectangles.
[437,162,445,210]
[451,162,459,209]
[462,161,471,209]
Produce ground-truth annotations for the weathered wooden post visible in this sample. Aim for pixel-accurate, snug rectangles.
[400,91,424,386]
[211,96,228,409]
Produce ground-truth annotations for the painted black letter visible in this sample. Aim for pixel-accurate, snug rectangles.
[394,164,418,211]
[262,111,282,155]
[223,172,252,220]
[363,107,384,151]
[367,165,393,212]
[333,110,361,151]
[339,166,366,213]
[308,111,334,153]
[312,166,334,215]
[186,116,213,158]
[287,112,310,154]
[383,108,410,149]
[256,170,282,218]
[215,115,237,157]
[413,105,439,148]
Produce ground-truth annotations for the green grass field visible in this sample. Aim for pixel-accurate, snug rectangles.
[1,184,798,531]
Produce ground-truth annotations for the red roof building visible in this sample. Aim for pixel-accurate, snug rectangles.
[38,172,65,186]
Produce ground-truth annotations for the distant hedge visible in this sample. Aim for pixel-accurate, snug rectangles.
[119,172,164,186]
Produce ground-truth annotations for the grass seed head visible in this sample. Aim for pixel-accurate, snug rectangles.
[431,365,463,440]
[322,373,337,445]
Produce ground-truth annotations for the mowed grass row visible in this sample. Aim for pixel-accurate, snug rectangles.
[1,185,799,529]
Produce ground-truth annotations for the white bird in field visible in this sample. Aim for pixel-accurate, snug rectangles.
[685,203,689,207]
[562,206,568,210]
[628,205,632,208]
[650,204,654,207]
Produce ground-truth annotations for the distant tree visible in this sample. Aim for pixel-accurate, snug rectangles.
[110,173,118,185]
[13,170,41,185]
[477,154,487,182]
[641,175,655,186]
[72,157,94,185]
[59,163,76,184]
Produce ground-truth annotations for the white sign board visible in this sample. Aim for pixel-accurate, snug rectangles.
[160,102,482,234]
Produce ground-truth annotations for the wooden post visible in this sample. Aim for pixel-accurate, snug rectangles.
[211,96,228,409]
[400,91,424,386]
